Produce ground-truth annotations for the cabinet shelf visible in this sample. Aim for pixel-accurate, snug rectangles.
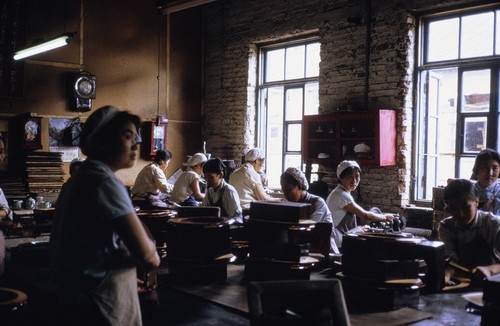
[302,110,396,180]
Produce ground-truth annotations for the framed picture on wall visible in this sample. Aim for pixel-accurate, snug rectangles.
[21,116,42,150]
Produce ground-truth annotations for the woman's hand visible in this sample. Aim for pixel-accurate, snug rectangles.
[473,264,500,278]
[384,214,395,223]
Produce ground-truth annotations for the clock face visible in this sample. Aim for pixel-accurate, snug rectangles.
[74,75,96,99]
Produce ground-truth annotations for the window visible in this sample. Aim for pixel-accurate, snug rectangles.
[257,40,320,188]
[416,5,500,201]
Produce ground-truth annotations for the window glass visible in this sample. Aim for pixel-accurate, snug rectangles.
[304,82,319,115]
[463,116,487,153]
[427,18,459,62]
[461,12,494,58]
[259,40,320,188]
[459,157,475,179]
[306,43,320,77]
[461,69,490,113]
[497,11,500,55]
[285,88,303,120]
[285,45,305,80]
[265,49,285,82]
[417,6,500,202]
[284,154,302,171]
[287,124,302,151]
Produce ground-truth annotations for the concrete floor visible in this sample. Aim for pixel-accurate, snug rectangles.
[0,266,250,326]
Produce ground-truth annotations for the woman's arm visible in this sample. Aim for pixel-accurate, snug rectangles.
[343,202,393,223]
[254,184,280,202]
[190,178,205,201]
[474,264,500,278]
[111,213,160,271]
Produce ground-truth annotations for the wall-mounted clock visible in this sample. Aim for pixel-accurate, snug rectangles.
[72,72,96,111]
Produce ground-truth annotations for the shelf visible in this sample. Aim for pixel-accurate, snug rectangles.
[302,109,396,181]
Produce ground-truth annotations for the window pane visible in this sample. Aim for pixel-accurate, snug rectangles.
[497,11,500,55]
[265,86,284,189]
[463,116,487,153]
[285,45,305,80]
[285,88,303,121]
[266,152,282,189]
[416,68,458,200]
[265,49,285,82]
[462,69,490,113]
[284,154,302,171]
[306,43,320,77]
[427,18,459,62]
[287,124,302,151]
[461,12,494,58]
[459,157,475,179]
[304,83,319,115]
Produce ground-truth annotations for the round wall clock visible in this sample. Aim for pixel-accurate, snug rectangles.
[73,73,96,99]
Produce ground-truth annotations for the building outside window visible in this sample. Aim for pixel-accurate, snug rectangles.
[415,5,500,201]
[257,39,320,188]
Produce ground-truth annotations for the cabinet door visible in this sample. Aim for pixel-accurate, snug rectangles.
[303,117,338,162]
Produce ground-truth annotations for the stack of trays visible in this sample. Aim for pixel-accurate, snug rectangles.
[338,232,445,312]
[244,201,320,281]
[482,274,500,325]
[166,217,231,283]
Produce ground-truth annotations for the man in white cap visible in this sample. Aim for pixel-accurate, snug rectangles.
[326,160,394,250]
[280,167,339,254]
[170,152,207,206]
[229,148,280,213]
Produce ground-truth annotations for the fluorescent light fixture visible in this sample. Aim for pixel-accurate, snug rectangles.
[13,33,74,61]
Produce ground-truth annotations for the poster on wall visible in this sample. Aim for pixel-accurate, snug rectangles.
[48,118,81,162]
[21,116,42,150]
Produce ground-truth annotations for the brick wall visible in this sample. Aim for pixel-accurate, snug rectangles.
[202,0,487,212]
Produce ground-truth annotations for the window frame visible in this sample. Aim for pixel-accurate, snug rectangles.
[256,38,320,188]
[414,4,500,204]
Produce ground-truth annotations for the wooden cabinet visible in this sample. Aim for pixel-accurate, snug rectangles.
[302,110,396,179]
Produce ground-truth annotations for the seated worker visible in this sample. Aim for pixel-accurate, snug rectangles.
[69,157,86,176]
[0,134,12,277]
[475,264,500,278]
[280,167,339,254]
[49,106,159,325]
[229,148,280,214]
[326,160,394,250]
[201,157,242,223]
[170,153,207,206]
[132,149,173,207]
[470,148,500,215]
[439,178,500,282]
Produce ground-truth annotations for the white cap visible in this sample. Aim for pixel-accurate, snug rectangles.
[184,153,207,167]
[337,160,361,178]
[354,143,371,153]
[245,148,265,162]
[283,167,309,190]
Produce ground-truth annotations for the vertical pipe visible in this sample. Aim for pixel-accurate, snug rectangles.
[364,0,372,110]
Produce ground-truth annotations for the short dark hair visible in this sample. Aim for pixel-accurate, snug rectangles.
[280,172,302,190]
[471,148,500,180]
[154,149,172,163]
[81,106,141,160]
[443,179,477,204]
[203,157,226,175]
